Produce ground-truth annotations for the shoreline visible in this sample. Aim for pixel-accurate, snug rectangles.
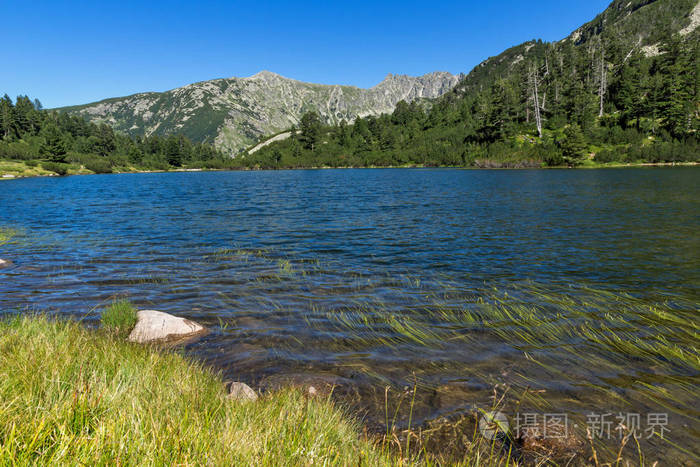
[1,160,698,180]
[0,314,403,465]
[1,223,695,464]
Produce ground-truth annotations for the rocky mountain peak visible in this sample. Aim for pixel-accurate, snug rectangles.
[247,70,287,81]
[58,70,461,155]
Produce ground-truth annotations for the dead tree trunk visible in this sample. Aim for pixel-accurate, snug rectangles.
[529,65,543,138]
[541,92,547,113]
[598,47,607,118]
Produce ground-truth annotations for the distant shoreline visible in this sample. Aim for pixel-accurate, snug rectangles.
[1,161,698,180]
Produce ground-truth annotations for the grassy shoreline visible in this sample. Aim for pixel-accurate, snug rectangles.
[1,159,698,179]
[0,315,400,465]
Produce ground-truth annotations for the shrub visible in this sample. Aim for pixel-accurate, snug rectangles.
[84,158,112,174]
[0,140,35,160]
[41,161,69,175]
[141,155,170,171]
[101,299,138,336]
[106,153,129,168]
[66,151,95,165]
[202,157,239,170]
[544,149,564,166]
[24,160,39,167]
[594,149,621,163]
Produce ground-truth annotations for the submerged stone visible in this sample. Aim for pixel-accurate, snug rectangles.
[260,373,350,397]
[127,310,206,344]
[259,372,369,406]
[435,380,489,410]
[0,259,12,268]
[227,381,258,401]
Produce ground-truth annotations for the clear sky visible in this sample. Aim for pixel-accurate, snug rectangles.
[1,0,612,108]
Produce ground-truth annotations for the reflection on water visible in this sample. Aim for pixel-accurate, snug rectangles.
[0,168,698,463]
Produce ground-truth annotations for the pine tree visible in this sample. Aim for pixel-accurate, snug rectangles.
[0,94,16,140]
[164,136,182,166]
[14,96,37,135]
[657,35,696,138]
[561,124,587,165]
[618,52,644,129]
[94,124,116,156]
[39,123,68,162]
[299,111,321,150]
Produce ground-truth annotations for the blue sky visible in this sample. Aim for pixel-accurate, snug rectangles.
[1,0,612,108]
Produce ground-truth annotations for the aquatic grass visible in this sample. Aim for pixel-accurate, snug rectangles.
[277,258,295,276]
[100,299,138,337]
[0,227,19,246]
[298,281,699,464]
[8,235,696,463]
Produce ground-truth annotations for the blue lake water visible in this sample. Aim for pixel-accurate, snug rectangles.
[1,168,698,462]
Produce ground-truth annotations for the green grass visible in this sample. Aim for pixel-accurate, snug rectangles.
[0,160,55,177]
[0,315,402,465]
[100,299,138,337]
[0,314,544,465]
[0,159,95,177]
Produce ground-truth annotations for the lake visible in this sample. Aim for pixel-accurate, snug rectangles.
[1,168,698,463]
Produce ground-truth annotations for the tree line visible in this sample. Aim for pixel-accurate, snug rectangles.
[245,33,698,169]
[0,96,227,174]
[2,28,697,174]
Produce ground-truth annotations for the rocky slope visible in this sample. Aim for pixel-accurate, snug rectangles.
[58,71,461,154]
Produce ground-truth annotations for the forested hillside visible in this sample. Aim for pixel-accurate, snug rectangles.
[0,96,227,175]
[245,0,699,168]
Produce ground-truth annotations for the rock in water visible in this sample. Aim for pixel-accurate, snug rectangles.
[0,259,12,268]
[227,382,258,401]
[127,310,206,344]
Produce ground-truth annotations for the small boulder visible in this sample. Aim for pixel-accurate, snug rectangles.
[227,382,258,401]
[0,259,12,268]
[127,310,206,344]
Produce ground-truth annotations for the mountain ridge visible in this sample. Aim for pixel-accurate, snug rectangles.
[57,71,462,154]
[56,0,698,156]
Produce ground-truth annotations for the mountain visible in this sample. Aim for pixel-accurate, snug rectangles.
[452,0,699,97]
[57,71,461,154]
[245,0,698,169]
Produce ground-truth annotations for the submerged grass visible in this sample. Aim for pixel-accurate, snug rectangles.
[4,238,697,464]
[0,227,19,246]
[0,315,401,465]
[302,282,699,464]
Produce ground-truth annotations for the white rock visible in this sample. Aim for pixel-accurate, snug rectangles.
[227,382,258,401]
[127,310,206,344]
[0,259,11,268]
